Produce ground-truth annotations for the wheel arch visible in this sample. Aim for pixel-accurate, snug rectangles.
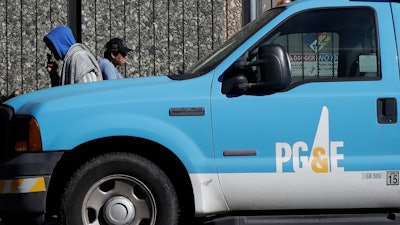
[45,136,195,223]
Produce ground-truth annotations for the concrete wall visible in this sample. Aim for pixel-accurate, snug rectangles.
[0,0,68,97]
[0,0,244,99]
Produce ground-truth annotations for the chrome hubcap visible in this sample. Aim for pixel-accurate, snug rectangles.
[103,196,135,225]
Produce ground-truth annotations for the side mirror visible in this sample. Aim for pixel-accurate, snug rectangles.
[255,44,291,92]
[222,44,291,95]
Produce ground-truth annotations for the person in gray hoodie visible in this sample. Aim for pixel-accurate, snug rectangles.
[44,26,102,86]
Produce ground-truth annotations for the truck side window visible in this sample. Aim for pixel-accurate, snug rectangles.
[257,7,378,85]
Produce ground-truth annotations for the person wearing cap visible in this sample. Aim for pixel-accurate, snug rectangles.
[44,26,102,86]
[99,38,132,80]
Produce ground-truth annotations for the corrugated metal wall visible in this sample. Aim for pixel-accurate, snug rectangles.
[0,0,278,99]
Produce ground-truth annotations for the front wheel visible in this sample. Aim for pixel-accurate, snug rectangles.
[59,152,179,225]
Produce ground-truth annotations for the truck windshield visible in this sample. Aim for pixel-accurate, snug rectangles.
[185,7,285,76]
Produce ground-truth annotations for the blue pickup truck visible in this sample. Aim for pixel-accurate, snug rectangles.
[1,0,400,224]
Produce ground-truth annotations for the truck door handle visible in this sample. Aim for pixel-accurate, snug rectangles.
[377,98,397,124]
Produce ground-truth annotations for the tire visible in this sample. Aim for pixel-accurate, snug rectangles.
[59,152,179,225]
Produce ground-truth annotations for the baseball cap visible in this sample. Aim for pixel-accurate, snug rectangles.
[105,38,132,54]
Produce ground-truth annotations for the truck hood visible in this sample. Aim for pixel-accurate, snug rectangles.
[6,74,212,115]
[4,73,216,175]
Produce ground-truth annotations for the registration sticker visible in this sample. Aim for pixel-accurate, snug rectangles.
[386,171,399,185]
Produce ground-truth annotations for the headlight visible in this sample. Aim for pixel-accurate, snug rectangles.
[13,116,43,153]
[0,105,43,154]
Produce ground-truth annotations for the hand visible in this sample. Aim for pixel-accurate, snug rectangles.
[46,56,60,86]
[46,61,58,74]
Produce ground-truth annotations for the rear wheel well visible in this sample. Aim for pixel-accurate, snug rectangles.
[45,136,195,224]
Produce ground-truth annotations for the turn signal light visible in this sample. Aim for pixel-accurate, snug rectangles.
[276,0,292,6]
[29,118,42,152]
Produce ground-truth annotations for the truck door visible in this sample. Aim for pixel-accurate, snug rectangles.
[211,5,400,210]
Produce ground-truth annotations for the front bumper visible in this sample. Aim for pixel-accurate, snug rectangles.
[0,151,63,222]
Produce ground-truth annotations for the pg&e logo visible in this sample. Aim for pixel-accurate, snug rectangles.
[275,106,345,173]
